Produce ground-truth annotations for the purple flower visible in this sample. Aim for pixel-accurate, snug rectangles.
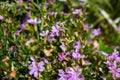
[48,24,66,43]
[115,26,120,32]
[72,9,82,14]
[17,0,23,5]
[80,77,85,80]
[9,46,14,52]
[65,67,75,74]
[83,25,90,30]
[20,23,26,29]
[108,50,120,62]
[48,37,55,43]
[71,41,85,60]
[72,50,81,59]
[27,18,42,24]
[105,61,112,66]
[60,42,66,52]
[109,64,120,78]
[66,66,83,80]
[14,29,22,36]
[58,52,68,61]
[58,69,65,76]
[45,2,50,8]
[58,69,67,80]
[58,66,84,80]
[29,62,39,78]
[92,28,101,36]
[71,50,85,59]
[0,15,4,20]
[105,50,120,78]
[22,13,30,23]
[73,41,81,51]
[40,30,49,37]
[49,32,56,37]
[38,61,45,72]
[29,56,45,78]
[49,25,66,38]
[51,25,60,36]
[59,27,67,31]
[67,72,83,80]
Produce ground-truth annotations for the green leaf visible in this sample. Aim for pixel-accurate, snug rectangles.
[99,38,105,51]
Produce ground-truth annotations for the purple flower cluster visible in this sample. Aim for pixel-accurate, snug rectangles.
[51,25,66,42]
[57,66,84,80]
[105,50,120,78]
[29,56,45,78]
[71,41,85,59]
[40,24,66,43]
[107,51,120,62]
[72,9,82,15]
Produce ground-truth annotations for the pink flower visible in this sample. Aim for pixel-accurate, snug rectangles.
[0,15,4,20]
